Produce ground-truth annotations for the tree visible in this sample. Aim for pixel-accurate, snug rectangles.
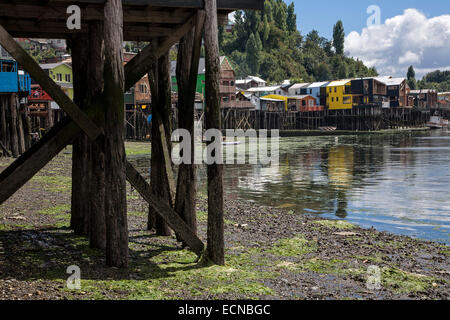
[407,65,417,90]
[246,33,260,74]
[315,63,331,81]
[333,20,345,55]
[286,2,297,32]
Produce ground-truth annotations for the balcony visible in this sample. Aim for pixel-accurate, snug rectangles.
[220,85,236,94]
[221,100,255,109]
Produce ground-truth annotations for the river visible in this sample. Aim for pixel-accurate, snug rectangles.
[132,129,450,244]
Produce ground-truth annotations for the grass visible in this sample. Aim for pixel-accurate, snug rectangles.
[268,235,317,257]
[125,142,151,156]
[381,267,436,293]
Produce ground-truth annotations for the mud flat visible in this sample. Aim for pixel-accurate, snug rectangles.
[0,145,448,300]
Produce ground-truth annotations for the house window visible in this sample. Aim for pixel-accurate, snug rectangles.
[56,73,62,81]
[332,97,334,102]
[336,97,339,102]
[329,88,332,93]
[334,87,337,93]
[65,74,71,82]
[139,83,148,93]
[343,96,351,104]
[309,100,313,106]
[310,89,312,94]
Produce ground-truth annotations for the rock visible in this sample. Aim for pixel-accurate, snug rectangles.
[334,232,359,236]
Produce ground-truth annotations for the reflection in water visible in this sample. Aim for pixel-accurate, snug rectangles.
[130,130,450,244]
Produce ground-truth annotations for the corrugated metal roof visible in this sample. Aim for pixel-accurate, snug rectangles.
[289,83,310,90]
[305,81,329,88]
[39,62,71,70]
[326,79,351,87]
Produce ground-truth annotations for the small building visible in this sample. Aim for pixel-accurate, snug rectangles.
[302,81,329,106]
[245,85,284,97]
[287,95,318,111]
[378,77,409,108]
[0,59,31,96]
[288,83,310,96]
[236,91,260,110]
[409,89,438,108]
[260,96,285,112]
[39,62,73,100]
[438,92,450,105]
[326,80,353,110]
[171,56,237,108]
[236,75,267,90]
[350,78,387,106]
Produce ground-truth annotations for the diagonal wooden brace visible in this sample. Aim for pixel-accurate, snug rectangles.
[0,24,102,141]
[0,13,198,204]
[0,14,205,253]
[126,162,204,255]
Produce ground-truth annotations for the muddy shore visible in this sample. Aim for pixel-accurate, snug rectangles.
[0,143,448,300]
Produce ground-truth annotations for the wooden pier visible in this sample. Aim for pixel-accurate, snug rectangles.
[0,0,265,268]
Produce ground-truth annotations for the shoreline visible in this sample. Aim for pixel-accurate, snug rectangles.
[0,144,448,300]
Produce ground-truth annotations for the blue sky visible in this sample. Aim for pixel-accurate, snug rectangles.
[294,0,449,39]
[288,0,450,77]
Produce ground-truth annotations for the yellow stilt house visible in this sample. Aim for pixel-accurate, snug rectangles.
[326,80,353,110]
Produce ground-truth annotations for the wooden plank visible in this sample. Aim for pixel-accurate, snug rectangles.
[0,24,102,141]
[7,0,264,10]
[125,161,205,255]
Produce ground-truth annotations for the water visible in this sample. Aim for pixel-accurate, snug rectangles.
[206,130,450,244]
[131,130,450,244]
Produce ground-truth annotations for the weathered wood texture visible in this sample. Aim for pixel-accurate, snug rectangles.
[0,25,102,140]
[148,49,173,236]
[204,0,225,265]
[126,162,204,255]
[174,11,205,243]
[102,0,128,268]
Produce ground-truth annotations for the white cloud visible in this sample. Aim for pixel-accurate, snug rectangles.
[345,9,450,78]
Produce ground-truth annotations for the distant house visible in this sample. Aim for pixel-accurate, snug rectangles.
[350,78,387,106]
[0,59,31,96]
[123,52,151,110]
[171,56,240,108]
[302,82,329,106]
[245,85,283,97]
[326,80,353,110]
[287,95,318,112]
[409,89,438,108]
[236,91,260,110]
[288,83,310,96]
[260,96,285,112]
[378,77,409,108]
[236,76,267,90]
[39,62,73,100]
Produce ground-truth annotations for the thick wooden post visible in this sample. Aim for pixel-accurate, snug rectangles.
[69,34,91,236]
[88,22,107,250]
[204,0,224,265]
[103,0,128,268]
[174,11,205,244]
[9,93,19,158]
[148,47,173,236]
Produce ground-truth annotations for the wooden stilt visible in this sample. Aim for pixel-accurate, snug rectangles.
[102,0,128,268]
[204,0,224,265]
[174,11,205,243]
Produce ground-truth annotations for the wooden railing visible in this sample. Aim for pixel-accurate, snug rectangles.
[221,101,254,109]
[219,85,236,94]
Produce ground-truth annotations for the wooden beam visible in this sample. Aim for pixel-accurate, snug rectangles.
[204,0,225,265]
[125,162,205,255]
[0,117,80,205]
[124,13,196,90]
[6,0,264,11]
[0,24,102,140]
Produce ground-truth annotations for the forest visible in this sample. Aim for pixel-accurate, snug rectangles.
[219,0,378,83]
